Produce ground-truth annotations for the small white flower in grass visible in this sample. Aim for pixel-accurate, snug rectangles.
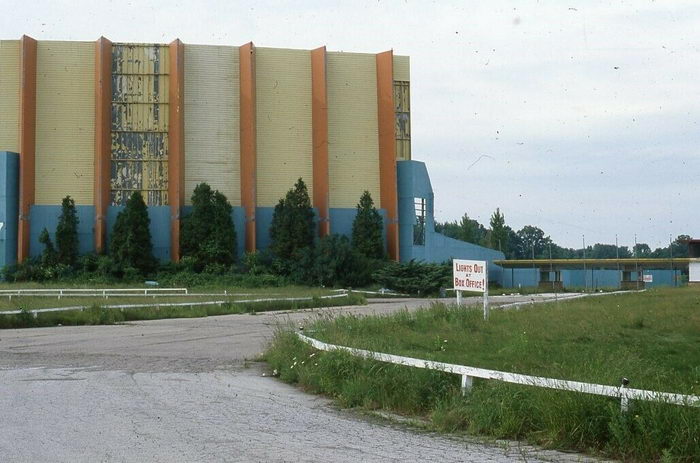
[309,353,316,358]
[443,339,448,343]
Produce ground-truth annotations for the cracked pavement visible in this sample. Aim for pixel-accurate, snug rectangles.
[0,296,608,462]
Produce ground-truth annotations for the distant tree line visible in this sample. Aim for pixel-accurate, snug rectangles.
[435,210,691,260]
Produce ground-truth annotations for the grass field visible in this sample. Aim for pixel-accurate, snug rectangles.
[265,286,700,461]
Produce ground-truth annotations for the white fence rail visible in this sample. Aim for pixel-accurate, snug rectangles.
[0,293,350,316]
[297,333,700,412]
[0,288,188,299]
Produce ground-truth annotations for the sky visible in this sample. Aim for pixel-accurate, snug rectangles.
[1,0,698,249]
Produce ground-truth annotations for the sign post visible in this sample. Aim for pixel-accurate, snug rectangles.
[453,258,489,320]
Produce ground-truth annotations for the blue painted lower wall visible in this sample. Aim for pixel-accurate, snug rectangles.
[500,268,682,289]
[29,205,95,258]
[0,152,19,268]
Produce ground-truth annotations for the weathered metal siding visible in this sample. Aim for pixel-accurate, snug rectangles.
[184,44,240,206]
[393,55,410,81]
[327,52,380,208]
[393,55,411,161]
[255,47,313,207]
[111,43,169,206]
[0,40,20,153]
[35,41,95,205]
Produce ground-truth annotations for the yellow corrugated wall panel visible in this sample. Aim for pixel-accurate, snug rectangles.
[0,40,20,153]
[184,44,240,206]
[255,48,313,207]
[35,41,95,205]
[393,55,410,81]
[327,52,380,208]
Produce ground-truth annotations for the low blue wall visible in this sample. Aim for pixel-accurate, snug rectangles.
[29,205,95,258]
[501,268,539,289]
[500,268,681,289]
[0,152,19,268]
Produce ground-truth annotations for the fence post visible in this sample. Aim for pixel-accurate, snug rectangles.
[461,374,473,395]
[620,377,630,412]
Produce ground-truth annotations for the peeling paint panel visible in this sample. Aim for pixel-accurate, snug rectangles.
[111,103,169,132]
[111,132,168,160]
[394,81,411,161]
[111,43,169,75]
[35,41,95,205]
[0,40,20,153]
[112,74,169,103]
[110,43,169,206]
[327,52,380,208]
[184,44,240,206]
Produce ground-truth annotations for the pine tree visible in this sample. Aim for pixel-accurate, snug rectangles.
[56,195,79,266]
[181,183,237,270]
[489,207,508,254]
[110,191,156,274]
[270,178,315,260]
[351,191,384,259]
[38,228,57,266]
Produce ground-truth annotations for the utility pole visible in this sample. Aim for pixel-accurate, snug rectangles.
[670,234,675,287]
[634,234,639,290]
[615,234,620,289]
[531,243,536,287]
[582,234,587,291]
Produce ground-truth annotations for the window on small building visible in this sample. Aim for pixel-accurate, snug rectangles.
[413,197,426,245]
[394,81,411,160]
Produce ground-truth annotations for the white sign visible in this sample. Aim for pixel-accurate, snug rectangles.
[0,222,4,232]
[643,274,653,283]
[453,259,487,293]
[689,262,700,283]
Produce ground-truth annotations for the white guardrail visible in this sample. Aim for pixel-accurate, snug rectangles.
[0,288,188,299]
[297,333,700,412]
[0,293,350,316]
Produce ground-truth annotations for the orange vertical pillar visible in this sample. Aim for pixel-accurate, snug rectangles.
[18,35,37,263]
[376,50,399,261]
[239,42,257,253]
[94,37,112,254]
[311,46,330,237]
[168,39,185,261]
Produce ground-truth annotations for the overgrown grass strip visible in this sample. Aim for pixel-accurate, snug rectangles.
[0,292,365,329]
[265,287,700,462]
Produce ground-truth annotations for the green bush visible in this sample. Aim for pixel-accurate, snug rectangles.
[38,227,57,266]
[109,191,157,275]
[296,234,377,287]
[181,183,237,271]
[351,191,384,259]
[270,178,315,260]
[56,195,79,267]
[372,260,451,295]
